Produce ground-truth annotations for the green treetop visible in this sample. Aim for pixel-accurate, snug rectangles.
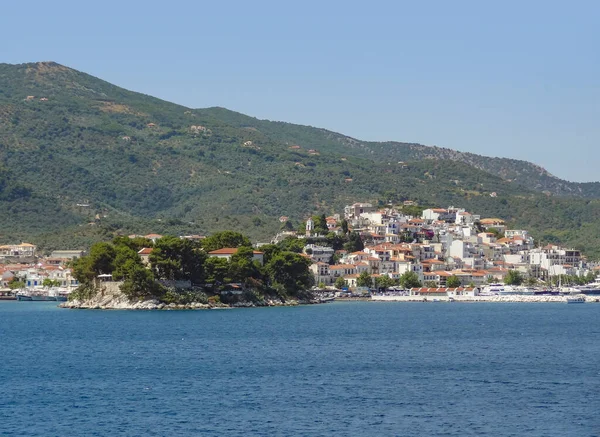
[334,276,347,289]
[446,275,461,288]
[399,271,422,289]
[229,246,261,284]
[204,257,231,285]
[375,275,395,289]
[344,232,364,252]
[356,271,373,287]
[42,279,61,288]
[264,252,313,296]
[202,231,252,252]
[504,270,524,286]
[8,279,26,290]
[150,236,206,282]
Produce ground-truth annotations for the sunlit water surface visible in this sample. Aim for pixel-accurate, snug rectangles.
[1,301,599,436]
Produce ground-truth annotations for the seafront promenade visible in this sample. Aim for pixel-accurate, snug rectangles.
[371,294,600,303]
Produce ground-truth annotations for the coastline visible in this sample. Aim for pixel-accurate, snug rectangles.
[59,283,323,310]
[59,297,322,310]
[58,279,325,310]
[57,282,600,309]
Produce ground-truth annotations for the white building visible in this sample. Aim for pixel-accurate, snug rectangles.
[344,203,376,219]
[305,244,335,263]
[505,230,529,239]
[310,262,332,285]
[0,243,36,259]
[422,208,455,222]
[49,250,85,259]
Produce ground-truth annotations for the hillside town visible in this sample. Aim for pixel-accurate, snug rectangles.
[0,246,83,299]
[290,203,599,295]
[1,203,599,302]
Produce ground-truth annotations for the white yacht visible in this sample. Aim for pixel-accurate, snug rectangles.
[559,286,581,295]
[573,280,600,295]
[566,295,586,304]
[482,283,521,295]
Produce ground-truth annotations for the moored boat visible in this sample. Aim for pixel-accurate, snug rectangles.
[28,294,56,301]
[558,286,579,295]
[16,294,33,301]
[319,297,335,303]
[573,283,600,296]
[0,295,17,300]
[566,295,586,304]
[482,283,528,295]
[16,289,58,301]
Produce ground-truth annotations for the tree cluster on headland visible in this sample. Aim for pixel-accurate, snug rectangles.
[69,231,314,306]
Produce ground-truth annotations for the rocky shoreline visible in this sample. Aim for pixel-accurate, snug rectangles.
[60,298,321,310]
[59,284,323,310]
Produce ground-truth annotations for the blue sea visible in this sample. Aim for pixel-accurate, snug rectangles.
[1,301,599,436]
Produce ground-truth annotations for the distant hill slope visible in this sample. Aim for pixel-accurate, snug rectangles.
[200,107,600,197]
[1,62,600,257]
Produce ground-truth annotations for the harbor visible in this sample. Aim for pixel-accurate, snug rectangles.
[322,282,600,304]
[370,294,599,303]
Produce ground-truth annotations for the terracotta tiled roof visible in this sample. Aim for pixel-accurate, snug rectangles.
[330,264,356,270]
[480,218,505,224]
[208,247,263,255]
[436,271,453,277]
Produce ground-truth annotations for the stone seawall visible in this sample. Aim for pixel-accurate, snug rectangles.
[371,295,600,303]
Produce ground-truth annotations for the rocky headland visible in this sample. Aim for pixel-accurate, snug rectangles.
[60,282,321,310]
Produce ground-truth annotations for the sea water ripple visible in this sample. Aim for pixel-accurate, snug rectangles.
[0,301,599,436]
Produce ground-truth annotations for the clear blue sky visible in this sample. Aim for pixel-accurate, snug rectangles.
[3,0,599,182]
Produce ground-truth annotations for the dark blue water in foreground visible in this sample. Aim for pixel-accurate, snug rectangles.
[1,301,599,436]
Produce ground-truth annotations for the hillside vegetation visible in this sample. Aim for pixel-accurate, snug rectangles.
[1,62,600,257]
[202,107,600,198]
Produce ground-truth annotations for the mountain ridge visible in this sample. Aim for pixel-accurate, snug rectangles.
[7,61,593,189]
[199,106,599,195]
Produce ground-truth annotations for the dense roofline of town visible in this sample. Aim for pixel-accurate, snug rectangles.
[1,203,597,294]
[295,203,594,289]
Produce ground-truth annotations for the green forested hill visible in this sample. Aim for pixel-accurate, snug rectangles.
[1,62,600,257]
[200,107,600,198]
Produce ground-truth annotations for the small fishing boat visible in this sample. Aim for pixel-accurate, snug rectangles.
[16,294,33,301]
